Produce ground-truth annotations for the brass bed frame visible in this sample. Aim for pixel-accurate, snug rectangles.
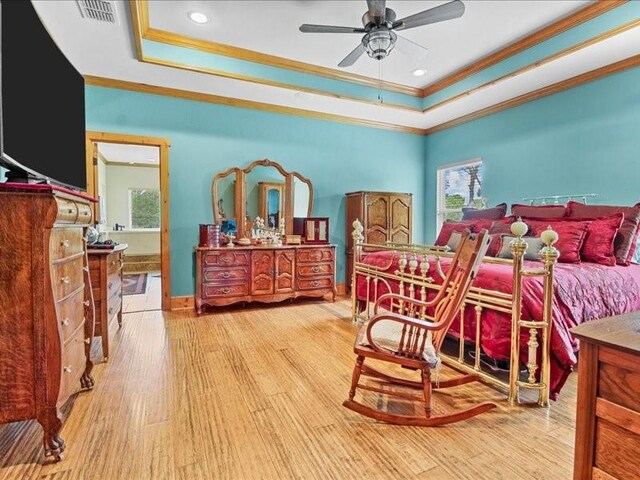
[350,219,560,407]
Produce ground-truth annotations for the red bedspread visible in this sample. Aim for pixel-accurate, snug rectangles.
[356,251,640,399]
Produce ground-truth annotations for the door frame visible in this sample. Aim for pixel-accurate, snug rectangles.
[85,131,171,311]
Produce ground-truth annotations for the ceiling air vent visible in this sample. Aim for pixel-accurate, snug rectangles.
[76,0,118,24]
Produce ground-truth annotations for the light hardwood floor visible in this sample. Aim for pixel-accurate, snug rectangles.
[0,299,577,479]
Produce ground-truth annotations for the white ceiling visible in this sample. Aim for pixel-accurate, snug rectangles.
[31,1,640,132]
[98,143,159,164]
[148,1,591,88]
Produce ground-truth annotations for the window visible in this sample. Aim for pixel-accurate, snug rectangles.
[128,188,160,230]
[436,159,484,229]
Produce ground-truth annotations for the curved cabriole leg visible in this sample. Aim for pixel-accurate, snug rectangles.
[81,364,95,390]
[38,408,65,461]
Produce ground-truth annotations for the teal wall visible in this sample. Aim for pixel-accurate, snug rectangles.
[85,86,425,296]
[424,66,640,242]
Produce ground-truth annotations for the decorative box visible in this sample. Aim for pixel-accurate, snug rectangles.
[293,217,330,244]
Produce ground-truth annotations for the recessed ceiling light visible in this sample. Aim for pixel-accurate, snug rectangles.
[412,68,427,77]
[188,11,209,24]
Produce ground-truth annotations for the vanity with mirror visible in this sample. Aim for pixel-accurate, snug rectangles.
[195,159,336,312]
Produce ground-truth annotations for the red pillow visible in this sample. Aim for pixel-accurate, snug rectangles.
[580,214,624,266]
[472,219,494,232]
[567,201,640,265]
[435,221,475,246]
[526,219,590,263]
[462,203,507,221]
[489,216,518,235]
[486,234,504,257]
[512,204,567,219]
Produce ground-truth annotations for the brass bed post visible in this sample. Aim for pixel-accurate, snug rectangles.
[538,228,560,406]
[508,219,528,405]
[351,219,364,323]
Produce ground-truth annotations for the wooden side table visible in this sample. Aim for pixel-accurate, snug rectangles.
[87,244,127,360]
[571,312,640,480]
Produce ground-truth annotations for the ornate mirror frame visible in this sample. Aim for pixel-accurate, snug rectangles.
[211,159,313,239]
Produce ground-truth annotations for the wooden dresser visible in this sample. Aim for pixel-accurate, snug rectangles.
[195,244,336,313]
[572,313,640,480]
[345,191,412,290]
[0,183,95,461]
[88,244,127,360]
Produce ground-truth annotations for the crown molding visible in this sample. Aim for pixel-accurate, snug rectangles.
[421,0,628,97]
[424,54,640,134]
[83,76,427,135]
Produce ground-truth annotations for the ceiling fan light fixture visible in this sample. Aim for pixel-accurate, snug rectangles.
[364,30,396,60]
[188,11,209,24]
[412,68,427,77]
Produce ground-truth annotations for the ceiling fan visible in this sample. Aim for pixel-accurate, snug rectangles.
[299,0,465,68]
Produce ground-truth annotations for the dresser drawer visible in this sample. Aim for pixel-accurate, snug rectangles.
[203,266,249,282]
[598,348,640,413]
[60,324,86,401]
[50,228,84,260]
[107,252,123,275]
[52,256,85,300]
[297,248,334,264]
[58,288,85,344]
[202,251,250,267]
[297,262,334,277]
[298,276,334,291]
[107,293,122,321]
[106,272,122,299]
[55,198,79,224]
[76,202,93,226]
[202,283,249,298]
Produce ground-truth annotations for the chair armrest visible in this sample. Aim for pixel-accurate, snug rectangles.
[365,311,445,354]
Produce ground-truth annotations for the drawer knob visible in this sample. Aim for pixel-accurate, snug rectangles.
[61,276,70,284]
[61,319,70,326]
[108,306,114,314]
[85,338,91,345]
[219,287,231,294]
[68,209,74,214]
[220,271,231,279]
[311,266,321,273]
[84,300,90,307]
[108,282,113,289]
[61,240,70,248]
[312,280,321,287]
[63,366,73,374]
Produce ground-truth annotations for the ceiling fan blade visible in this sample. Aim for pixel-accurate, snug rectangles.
[367,0,387,23]
[299,24,365,34]
[393,0,465,31]
[394,34,429,60]
[338,43,367,68]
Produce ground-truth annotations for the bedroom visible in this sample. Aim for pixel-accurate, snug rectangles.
[0,0,639,479]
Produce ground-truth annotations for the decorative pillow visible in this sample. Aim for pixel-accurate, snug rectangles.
[447,231,463,252]
[435,221,474,246]
[511,204,567,219]
[497,236,544,261]
[567,201,640,265]
[489,216,519,236]
[526,219,590,264]
[471,218,494,233]
[486,234,504,257]
[579,214,624,266]
[462,203,507,221]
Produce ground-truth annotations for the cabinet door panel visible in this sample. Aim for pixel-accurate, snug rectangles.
[251,251,274,295]
[275,250,295,293]
[390,195,412,244]
[366,195,389,232]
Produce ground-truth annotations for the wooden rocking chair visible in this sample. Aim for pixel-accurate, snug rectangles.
[344,230,496,426]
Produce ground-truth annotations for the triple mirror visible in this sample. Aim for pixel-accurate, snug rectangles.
[212,159,313,239]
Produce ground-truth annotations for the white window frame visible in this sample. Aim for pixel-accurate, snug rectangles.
[436,158,483,231]
[128,187,161,232]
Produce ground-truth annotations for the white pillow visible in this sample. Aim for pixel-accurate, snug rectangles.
[447,231,463,252]
[498,236,544,261]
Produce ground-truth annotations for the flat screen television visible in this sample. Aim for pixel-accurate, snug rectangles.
[0,0,86,191]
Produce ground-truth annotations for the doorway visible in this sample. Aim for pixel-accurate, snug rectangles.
[85,132,171,311]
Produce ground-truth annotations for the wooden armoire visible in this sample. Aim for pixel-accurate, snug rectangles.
[345,191,412,289]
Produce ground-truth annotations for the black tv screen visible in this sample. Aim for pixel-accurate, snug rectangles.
[1,1,86,190]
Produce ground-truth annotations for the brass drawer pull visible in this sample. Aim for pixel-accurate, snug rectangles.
[220,271,232,279]
[61,276,70,284]
[61,319,70,326]
[61,240,70,248]
[219,287,231,294]
[63,366,73,374]
[311,280,322,288]
[311,266,321,273]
